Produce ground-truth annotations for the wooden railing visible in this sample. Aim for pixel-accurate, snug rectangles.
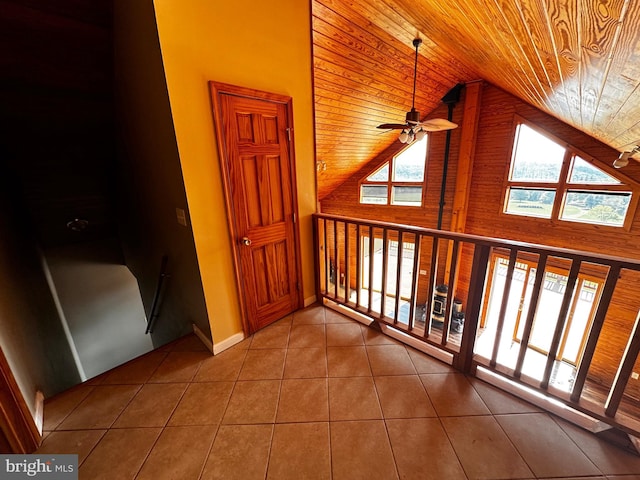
[313,213,640,435]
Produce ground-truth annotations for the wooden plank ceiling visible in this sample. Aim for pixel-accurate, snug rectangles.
[313,0,640,199]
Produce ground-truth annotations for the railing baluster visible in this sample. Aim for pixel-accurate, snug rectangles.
[605,310,640,417]
[323,217,329,297]
[368,226,374,314]
[541,259,582,389]
[394,231,404,325]
[355,224,361,309]
[571,264,621,402]
[380,229,389,319]
[424,236,440,339]
[333,220,340,300]
[491,248,518,367]
[408,233,421,331]
[344,222,351,304]
[514,254,548,378]
[441,240,460,346]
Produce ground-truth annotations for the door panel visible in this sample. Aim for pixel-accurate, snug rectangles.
[212,84,301,334]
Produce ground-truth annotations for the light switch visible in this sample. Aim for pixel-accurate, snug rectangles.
[176,208,187,226]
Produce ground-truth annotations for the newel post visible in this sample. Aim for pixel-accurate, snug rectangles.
[455,244,490,373]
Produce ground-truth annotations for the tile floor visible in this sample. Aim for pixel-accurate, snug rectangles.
[38,305,640,479]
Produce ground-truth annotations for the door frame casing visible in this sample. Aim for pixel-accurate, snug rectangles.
[209,81,304,335]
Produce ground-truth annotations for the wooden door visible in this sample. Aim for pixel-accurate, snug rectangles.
[210,83,302,334]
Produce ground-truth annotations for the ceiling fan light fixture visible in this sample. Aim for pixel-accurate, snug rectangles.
[415,129,427,141]
[614,146,639,168]
[398,130,409,143]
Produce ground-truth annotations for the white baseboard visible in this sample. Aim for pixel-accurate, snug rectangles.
[34,390,44,436]
[213,332,246,355]
[191,324,214,353]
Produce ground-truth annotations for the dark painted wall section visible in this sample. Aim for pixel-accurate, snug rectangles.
[0,168,80,415]
[113,0,211,347]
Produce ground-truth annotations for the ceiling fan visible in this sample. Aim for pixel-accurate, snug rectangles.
[377,38,458,143]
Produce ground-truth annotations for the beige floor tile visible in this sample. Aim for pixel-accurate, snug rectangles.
[326,323,365,346]
[283,347,327,378]
[329,377,382,420]
[136,425,216,480]
[420,373,490,416]
[407,348,456,374]
[288,324,326,348]
[112,382,187,428]
[43,385,95,431]
[79,427,161,480]
[330,420,398,480]
[101,352,167,385]
[276,378,329,422]
[442,415,533,479]
[292,305,325,324]
[193,347,247,382]
[168,381,234,426]
[374,375,436,418]
[468,377,541,414]
[147,351,211,383]
[201,424,273,480]
[238,349,286,380]
[268,423,331,479]
[556,417,640,475]
[327,346,372,377]
[386,418,466,480]
[367,345,416,375]
[36,430,106,465]
[284,348,327,378]
[222,380,281,424]
[249,324,291,349]
[56,385,141,430]
[325,309,353,323]
[496,413,601,478]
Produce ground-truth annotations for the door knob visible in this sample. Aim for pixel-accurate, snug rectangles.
[241,237,252,246]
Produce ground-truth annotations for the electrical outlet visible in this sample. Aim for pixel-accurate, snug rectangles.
[632,372,639,380]
[419,270,427,275]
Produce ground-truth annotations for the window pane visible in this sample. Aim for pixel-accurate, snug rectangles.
[391,186,422,206]
[361,185,388,204]
[569,156,620,184]
[561,191,631,226]
[505,187,555,218]
[391,186,422,207]
[367,163,389,181]
[510,124,565,182]
[393,138,427,181]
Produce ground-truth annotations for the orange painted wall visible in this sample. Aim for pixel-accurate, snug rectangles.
[153,0,316,345]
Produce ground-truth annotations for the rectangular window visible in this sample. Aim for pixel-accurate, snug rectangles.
[505,187,555,218]
[361,185,388,204]
[560,191,631,226]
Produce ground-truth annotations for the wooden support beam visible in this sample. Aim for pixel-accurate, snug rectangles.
[450,80,484,234]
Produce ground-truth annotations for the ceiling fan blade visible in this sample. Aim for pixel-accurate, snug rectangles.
[418,118,458,131]
[377,123,407,130]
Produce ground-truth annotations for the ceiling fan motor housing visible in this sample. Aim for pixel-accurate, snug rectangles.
[405,108,421,124]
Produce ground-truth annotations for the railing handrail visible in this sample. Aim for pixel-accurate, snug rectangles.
[313,213,640,270]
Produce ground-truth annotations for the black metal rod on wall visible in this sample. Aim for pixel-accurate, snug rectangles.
[437,84,464,230]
